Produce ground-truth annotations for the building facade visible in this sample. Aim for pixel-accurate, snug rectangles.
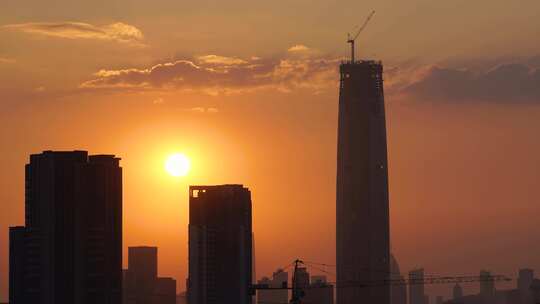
[336,61,390,304]
[9,151,123,304]
[188,185,253,304]
[409,268,426,304]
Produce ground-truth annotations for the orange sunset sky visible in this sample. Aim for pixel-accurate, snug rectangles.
[2,0,540,301]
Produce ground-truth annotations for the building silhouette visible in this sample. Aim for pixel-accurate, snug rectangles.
[336,61,390,304]
[444,268,540,304]
[256,269,288,304]
[409,268,426,304]
[390,255,407,304]
[152,277,176,304]
[336,60,390,304]
[518,269,534,300]
[187,185,253,304]
[294,267,310,290]
[453,284,464,300]
[123,246,176,304]
[126,247,157,304]
[9,151,122,304]
[303,275,334,304]
[479,270,495,298]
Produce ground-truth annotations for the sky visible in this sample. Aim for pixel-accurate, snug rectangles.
[1,0,540,301]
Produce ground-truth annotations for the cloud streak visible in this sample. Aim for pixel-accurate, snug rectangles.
[3,22,144,45]
[80,48,340,94]
[399,63,540,103]
[79,44,540,102]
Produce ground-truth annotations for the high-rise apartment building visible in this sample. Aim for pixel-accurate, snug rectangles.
[188,185,253,304]
[9,151,122,304]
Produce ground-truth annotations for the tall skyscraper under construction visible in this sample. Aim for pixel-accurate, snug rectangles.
[187,185,253,304]
[336,59,390,304]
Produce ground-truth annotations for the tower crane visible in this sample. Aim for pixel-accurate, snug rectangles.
[251,259,512,304]
[347,10,375,63]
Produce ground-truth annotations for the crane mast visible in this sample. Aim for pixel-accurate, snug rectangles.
[347,10,375,63]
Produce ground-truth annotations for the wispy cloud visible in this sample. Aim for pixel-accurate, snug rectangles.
[287,44,310,52]
[77,38,540,102]
[197,55,247,65]
[3,22,144,45]
[80,45,340,94]
[395,63,540,103]
[186,107,219,113]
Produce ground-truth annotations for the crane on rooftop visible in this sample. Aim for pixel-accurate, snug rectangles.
[347,10,375,63]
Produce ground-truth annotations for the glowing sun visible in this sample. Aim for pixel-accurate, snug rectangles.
[165,153,191,177]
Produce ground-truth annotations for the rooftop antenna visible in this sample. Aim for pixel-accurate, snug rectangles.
[347,10,375,63]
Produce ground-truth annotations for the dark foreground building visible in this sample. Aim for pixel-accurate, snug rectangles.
[336,61,390,304]
[9,151,122,304]
[187,185,253,304]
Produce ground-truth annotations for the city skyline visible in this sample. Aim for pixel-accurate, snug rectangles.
[2,0,540,302]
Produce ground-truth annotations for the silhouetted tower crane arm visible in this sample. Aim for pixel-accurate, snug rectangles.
[335,274,511,288]
[250,259,512,304]
[347,10,375,63]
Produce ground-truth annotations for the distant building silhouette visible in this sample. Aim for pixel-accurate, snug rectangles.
[126,247,158,304]
[453,283,464,300]
[518,269,534,302]
[123,246,176,304]
[528,277,539,304]
[9,151,122,304]
[445,268,539,304]
[304,275,334,304]
[256,277,272,304]
[257,269,288,304]
[409,268,426,304]
[336,60,390,304]
[390,255,407,304]
[153,277,176,304]
[187,185,253,304]
[479,270,495,298]
[295,267,310,290]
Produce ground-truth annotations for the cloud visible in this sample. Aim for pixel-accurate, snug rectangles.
[80,49,340,94]
[186,107,219,113]
[79,44,540,101]
[152,97,165,104]
[197,55,247,65]
[3,22,144,45]
[398,63,540,103]
[288,45,310,52]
